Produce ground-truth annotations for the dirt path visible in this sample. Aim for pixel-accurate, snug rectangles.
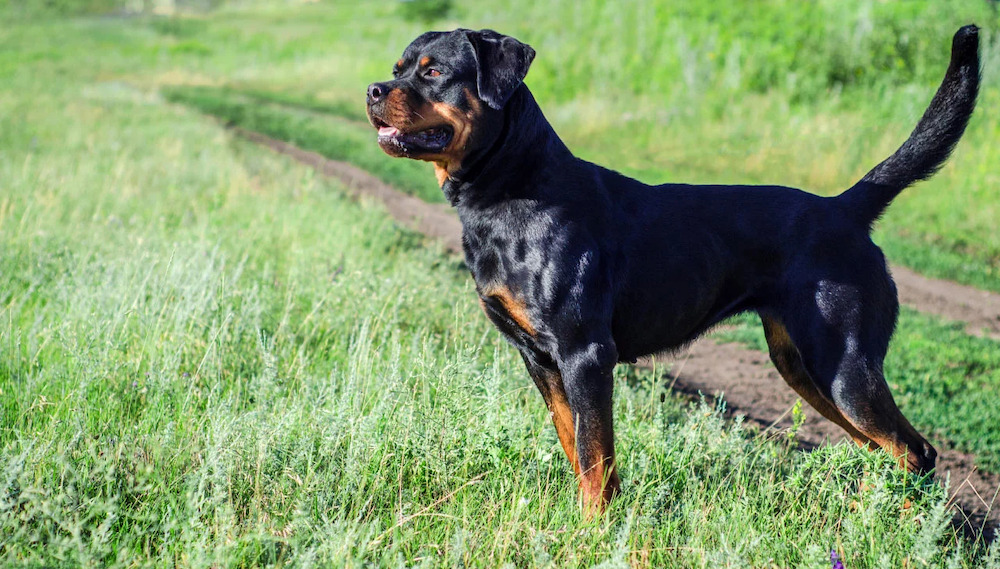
[894,264,1000,341]
[237,128,999,536]
[652,342,998,539]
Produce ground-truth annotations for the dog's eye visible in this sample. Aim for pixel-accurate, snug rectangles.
[426,68,442,78]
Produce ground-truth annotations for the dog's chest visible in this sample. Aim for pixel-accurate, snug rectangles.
[464,235,546,350]
[477,284,537,342]
[459,205,567,350]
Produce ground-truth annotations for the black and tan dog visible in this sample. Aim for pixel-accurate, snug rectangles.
[366,27,980,512]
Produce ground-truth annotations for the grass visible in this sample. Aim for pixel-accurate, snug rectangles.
[717,309,1000,472]
[3,56,992,565]
[152,6,1000,471]
[122,0,1000,291]
[0,103,995,564]
[160,79,1000,471]
[164,79,1000,292]
[160,85,444,203]
[2,1,1000,565]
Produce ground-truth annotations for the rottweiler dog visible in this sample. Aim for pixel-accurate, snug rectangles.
[366,27,980,512]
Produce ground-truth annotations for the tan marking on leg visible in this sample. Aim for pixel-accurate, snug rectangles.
[762,317,935,474]
[761,316,873,445]
[526,362,619,515]
[842,412,934,473]
[548,385,580,474]
[483,285,536,337]
[525,365,579,474]
[578,431,620,516]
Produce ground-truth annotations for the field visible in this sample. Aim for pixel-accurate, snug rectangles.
[2,0,1000,566]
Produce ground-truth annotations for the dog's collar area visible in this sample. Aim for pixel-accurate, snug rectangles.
[443,86,554,206]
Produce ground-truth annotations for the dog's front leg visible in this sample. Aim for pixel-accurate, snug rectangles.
[558,341,621,515]
[519,351,581,477]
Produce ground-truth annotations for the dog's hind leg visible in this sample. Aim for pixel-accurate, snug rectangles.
[760,315,872,446]
[780,279,936,474]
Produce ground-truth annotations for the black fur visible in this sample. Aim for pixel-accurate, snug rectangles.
[367,26,981,510]
[841,25,981,226]
[464,29,536,110]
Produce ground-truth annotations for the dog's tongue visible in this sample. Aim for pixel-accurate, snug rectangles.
[378,126,399,137]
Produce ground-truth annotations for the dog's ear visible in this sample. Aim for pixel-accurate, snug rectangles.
[463,29,535,110]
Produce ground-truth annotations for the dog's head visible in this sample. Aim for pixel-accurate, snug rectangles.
[366,29,534,183]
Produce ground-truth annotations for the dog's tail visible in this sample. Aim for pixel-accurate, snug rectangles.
[838,25,980,228]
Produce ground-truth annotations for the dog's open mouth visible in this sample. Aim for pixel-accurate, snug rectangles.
[373,118,453,154]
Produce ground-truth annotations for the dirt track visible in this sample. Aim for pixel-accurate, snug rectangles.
[237,128,1000,536]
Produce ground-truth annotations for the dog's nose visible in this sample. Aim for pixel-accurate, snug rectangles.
[367,82,388,103]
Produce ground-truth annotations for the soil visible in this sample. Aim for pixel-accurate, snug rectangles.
[893,264,1000,341]
[237,128,999,539]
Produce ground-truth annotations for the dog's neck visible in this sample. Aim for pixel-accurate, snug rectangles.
[442,85,571,208]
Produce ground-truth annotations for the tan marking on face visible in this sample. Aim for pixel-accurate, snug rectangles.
[419,56,432,67]
[373,87,483,185]
[483,285,536,337]
[385,88,409,116]
[434,164,449,187]
[396,58,404,69]
[413,89,484,185]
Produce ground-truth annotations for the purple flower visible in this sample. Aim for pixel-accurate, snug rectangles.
[830,549,844,569]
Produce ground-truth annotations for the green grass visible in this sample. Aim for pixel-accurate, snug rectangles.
[717,309,1000,473]
[3,1,1000,565]
[115,0,1000,290]
[0,95,994,565]
[3,49,993,565]
[156,28,1000,469]
[160,85,445,204]
[166,79,1000,291]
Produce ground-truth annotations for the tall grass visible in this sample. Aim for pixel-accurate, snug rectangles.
[163,10,1000,474]
[160,85,444,203]
[120,0,1000,289]
[2,67,991,564]
[463,0,995,104]
[717,307,1000,473]
[2,2,999,565]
